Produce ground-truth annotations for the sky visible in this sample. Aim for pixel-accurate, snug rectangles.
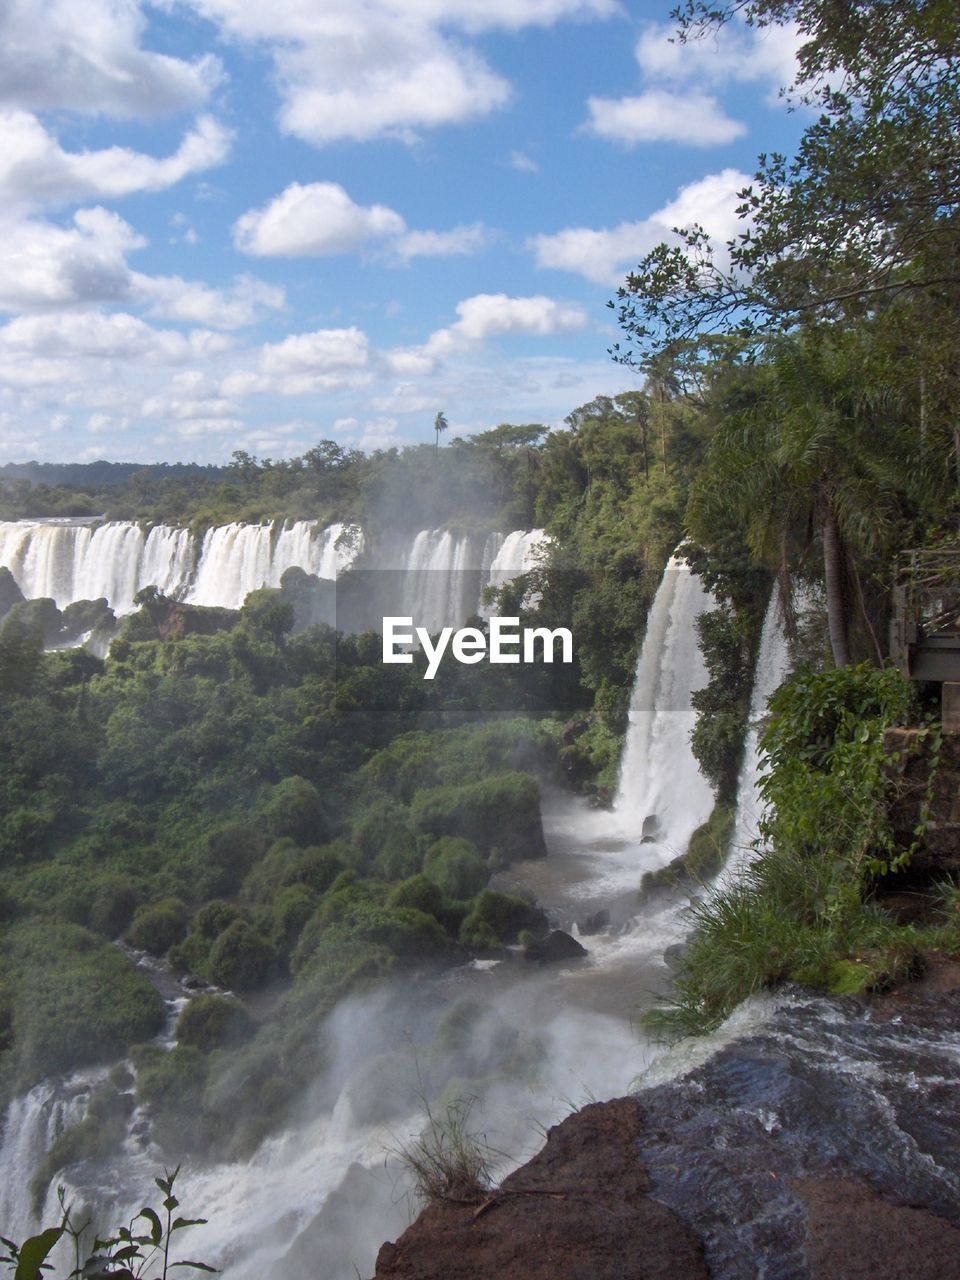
[0,0,806,464]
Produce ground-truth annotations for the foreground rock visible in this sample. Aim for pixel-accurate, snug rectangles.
[372,1099,707,1280]
[372,973,960,1280]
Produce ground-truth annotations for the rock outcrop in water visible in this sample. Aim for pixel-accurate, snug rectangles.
[372,969,960,1280]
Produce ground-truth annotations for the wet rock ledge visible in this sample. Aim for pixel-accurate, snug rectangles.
[371,971,960,1280]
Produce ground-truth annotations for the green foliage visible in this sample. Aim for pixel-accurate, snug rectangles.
[641,803,734,897]
[125,898,189,957]
[176,995,254,1053]
[459,889,546,947]
[759,665,920,875]
[1,1165,214,1280]
[410,772,546,864]
[1,923,164,1084]
[690,603,763,801]
[206,920,279,992]
[257,776,327,847]
[387,874,445,920]
[422,838,488,899]
[651,665,933,1036]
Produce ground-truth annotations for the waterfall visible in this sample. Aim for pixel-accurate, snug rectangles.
[717,583,810,888]
[0,521,542,627]
[0,1077,96,1231]
[614,556,715,857]
[0,522,195,614]
[185,522,358,610]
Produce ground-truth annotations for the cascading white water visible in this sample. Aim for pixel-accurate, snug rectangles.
[717,589,792,888]
[0,521,544,625]
[185,522,358,610]
[614,556,716,858]
[0,543,748,1280]
[0,1075,99,1231]
[0,522,196,614]
[716,582,813,889]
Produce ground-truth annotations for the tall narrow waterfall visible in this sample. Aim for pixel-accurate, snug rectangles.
[717,585,802,888]
[614,556,715,857]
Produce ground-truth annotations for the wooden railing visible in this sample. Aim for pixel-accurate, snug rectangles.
[890,545,960,681]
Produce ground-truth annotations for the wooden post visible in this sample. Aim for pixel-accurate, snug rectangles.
[943,683,960,735]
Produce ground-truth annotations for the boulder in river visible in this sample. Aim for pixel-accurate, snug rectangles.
[523,930,587,964]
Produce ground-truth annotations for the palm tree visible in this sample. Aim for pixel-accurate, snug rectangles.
[434,411,448,449]
[688,330,926,668]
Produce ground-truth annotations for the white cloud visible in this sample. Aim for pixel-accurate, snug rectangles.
[420,292,587,361]
[0,310,233,367]
[530,168,749,283]
[234,182,406,256]
[509,150,540,173]
[177,0,617,145]
[584,90,745,146]
[634,18,800,99]
[0,111,232,211]
[234,181,488,263]
[261,328,371,375]
[0,208,141,311]
[0,0,221,118]
[394,224,488,260]
[225,326,377,396]
[133,273,285,329]
[581,16,801,149]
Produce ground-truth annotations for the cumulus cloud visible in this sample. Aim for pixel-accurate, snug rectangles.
[633,18,800,98]
[584,90,745,146]
[132,273,285,330]
[0,112,232,211]
[215,327,377,397]
[388,292,589,368]
[178,0,616,145]
[0,0,221,118]
[529,168,749,283]
[234,181,488,263]
[234,183,406,256]
[0,208,142,311]
[582,15,800,148]
[0,310,233,365]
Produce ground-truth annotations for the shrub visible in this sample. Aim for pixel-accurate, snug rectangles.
[258,776,327,846]
[241,839,344,903]
[423,838,488,899]
[269,883,319,957]
[2,922,164,1082]
[387,875,445,919]
[411,772,547,864]
[207,920,279,992]
[350,799,420,879]
[459,889,546,946]
[193,899,242,940]
[396,1096,494,1205]
[176,995,254,1053]
[125,897,189,955]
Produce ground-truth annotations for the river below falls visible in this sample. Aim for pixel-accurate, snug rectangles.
[0,788,712,1280]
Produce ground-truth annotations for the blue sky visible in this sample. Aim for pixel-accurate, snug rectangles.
[0,0,805,464]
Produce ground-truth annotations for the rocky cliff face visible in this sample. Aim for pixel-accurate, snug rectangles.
[372,965,960,1280]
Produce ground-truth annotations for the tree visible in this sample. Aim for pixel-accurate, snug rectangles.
[611,0,960,365]
[434,411,449,449]
[687,329,931,667]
